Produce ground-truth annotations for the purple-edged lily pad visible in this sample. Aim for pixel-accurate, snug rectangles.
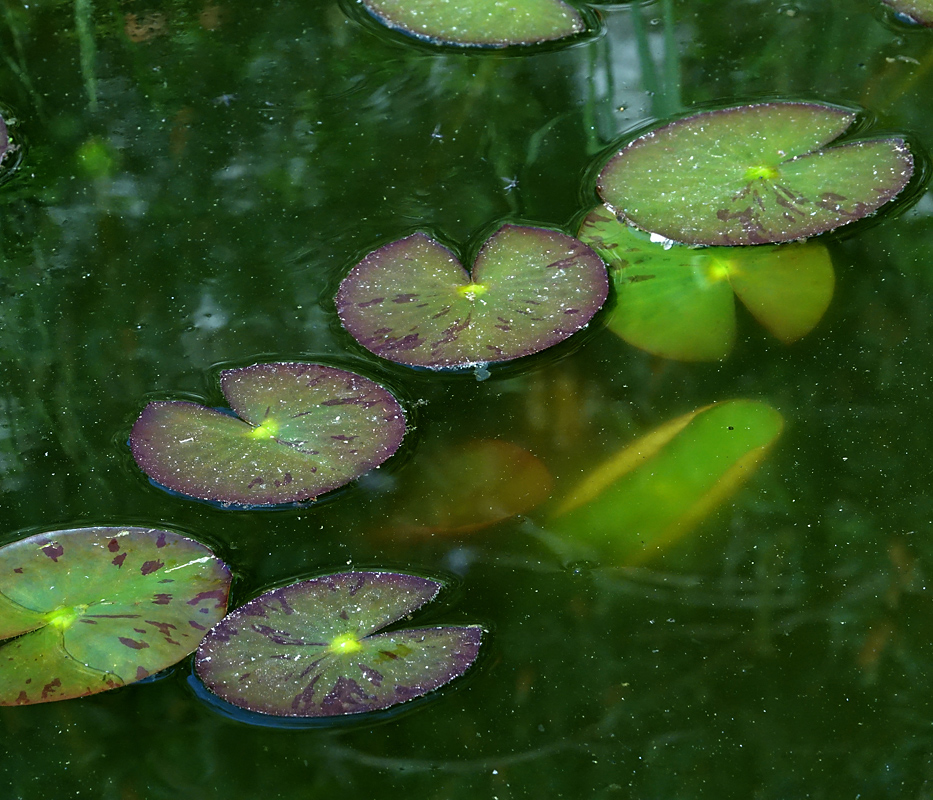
[195,571,483,718]
[336,225,608,369]
[0,527,230,706]
[884,0,933,25]
[578,206,834,360]
[360,0,585,47]
[597,102,914,246]
[130,363,406,507]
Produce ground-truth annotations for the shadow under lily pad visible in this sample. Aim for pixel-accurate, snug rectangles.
[130,362,407,507]
[578,206,834,361]
[0,527,231,706]
[359,0,585,47]
[194,571,483,718]
[597,102,914,246]
[336,225,608,370]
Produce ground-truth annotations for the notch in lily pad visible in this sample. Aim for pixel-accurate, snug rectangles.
[546,400,784,565]
[194,571,483,719]
[577,206,834,361]
[358,0,586,47]
[597,102,915,246]
[130,362,406,507]
[0,527,231,706]
[336,225,608,371]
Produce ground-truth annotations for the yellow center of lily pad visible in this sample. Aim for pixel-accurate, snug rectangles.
[744,164,780,181]
[328,632,363,654]
[457,283,488,302]
[44,604,89,630]
[249,419,279,440]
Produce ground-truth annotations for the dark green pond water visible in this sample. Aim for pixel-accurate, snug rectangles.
[3,0,933,797]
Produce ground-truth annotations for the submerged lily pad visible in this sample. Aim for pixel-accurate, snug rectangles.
[548,400,784,564]
[195,571,483,718]
[884,0,933,25]
[578,206,834,360]
[386,439,553,535]
[359,0,585,47]
[130,362,406,507]
[0,527,230,705]
[336,225,608,370]
[597,102,914,246]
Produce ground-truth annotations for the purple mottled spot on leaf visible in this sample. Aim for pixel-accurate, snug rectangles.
[41,679,62,700]
[189,620,207,631]
[134,628,147,634]
[359,664,383,686]
[357,298,384,307]
[136,666,150,681]
[41,543,64,562]
[188,589,228,609]
[156,531,167,548]
[108,539,120,552]
[140,559,164,576]
[119,637,150,650]
[146,620,179,640]
[13,567,22,573]
[393,293,419,303]
[79,619,99,625]
[152,593,172,605]
[112,553,127,567]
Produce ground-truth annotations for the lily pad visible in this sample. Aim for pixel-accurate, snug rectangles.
[596,102,914,246]
[386,439,553,535]
[130,363,406,507]
[359,0,585,47]
[194,571,483,718]
[336,225,608,369]
[548,400,784,564]
[0,527,230,706]
[883,0,933,25]
[577,206,834,360]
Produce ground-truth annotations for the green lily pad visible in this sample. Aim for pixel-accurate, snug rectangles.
[194,571,483,718]
[596,102,914,246]
[577,206,834,361]
[336,225,608,370]
[548,400,784,564]
[0,527,231,706]
[884,0,933,25]
[129,362,406,507]
[385,439,553,536]
[359,0,585,47]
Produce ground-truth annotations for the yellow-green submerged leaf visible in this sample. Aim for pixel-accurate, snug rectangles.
[577,206,834,360]
[548,400,784,564]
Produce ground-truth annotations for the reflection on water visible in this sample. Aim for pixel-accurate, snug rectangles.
[2,0,933,798]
